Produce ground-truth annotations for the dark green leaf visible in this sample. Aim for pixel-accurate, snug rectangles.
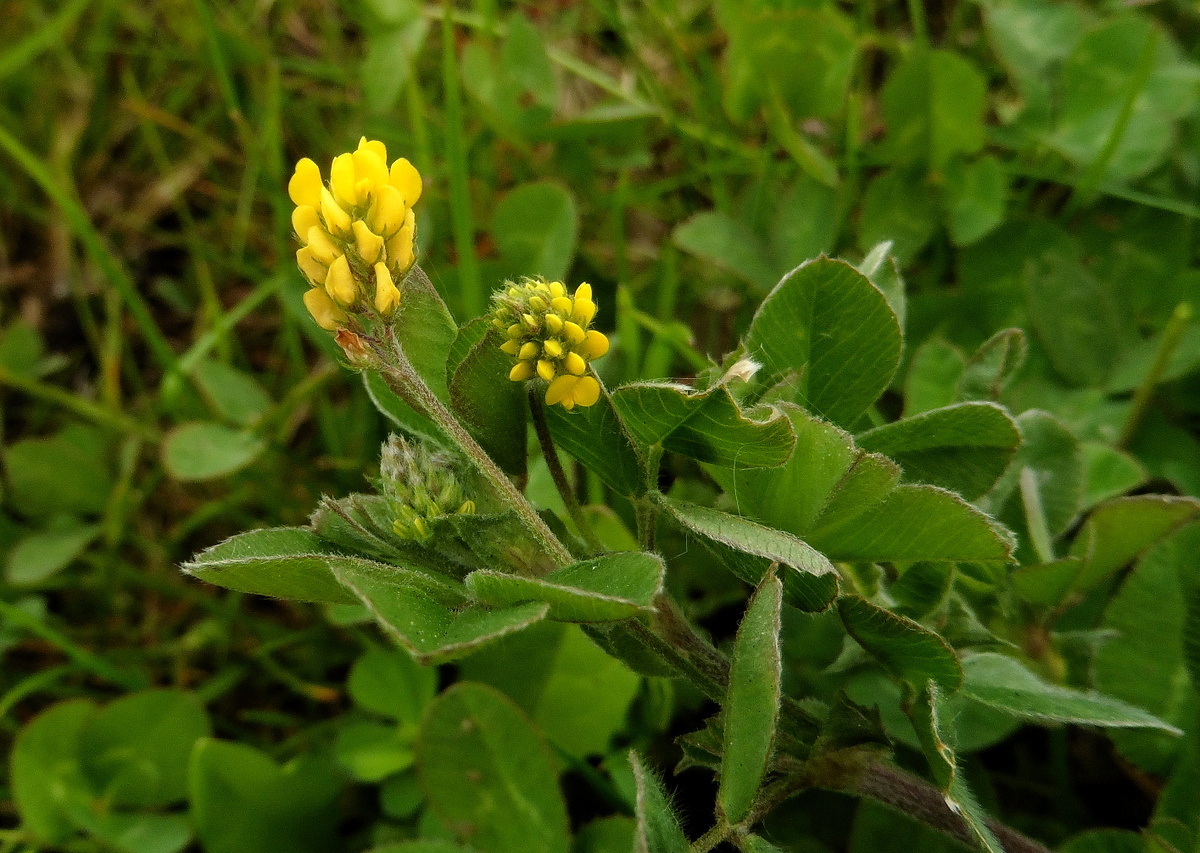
[838,596,962,691]
[544,390,646,497]
[418,683,569,853]
[943,155,1007,246]
[1067,495,1200,594]
[744,258,902,427]
[465,552,665,623]
[858,166,937,263]
[881,49,987,169]
[612,382,795,468]
[856,403,1020,499]
[955,328,1027,403]
[450,323,527,478]
[719,572,783,824]
[904,339,966,416]
[5,426,113,518]
[395,266,458,405]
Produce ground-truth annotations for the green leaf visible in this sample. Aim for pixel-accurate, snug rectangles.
[719,571,783,824]
[984,0,1084,83]
[418,683,569,853]
[611,382,795,468]
[185,527,463,606]
[335,721,415,782]
[491,182,578,282]
[881,48,987,169]
[1057,830,1146,853]
[575,817,637,853]
[6,521,100,586]
[955,328,1027,404]
[189,740,343,853]
[68,811,191,853]
[630,752,688,853]
[191,357,273,427]
[449,322,528,478]
[544,391,646,497]
[1068,495,1200,595]
[1095,522,1200,774]
[904,338,966,416]
[744,258,902,428]
[11,698,97,844]
[459,622,641,758]
[348,647,437,724]
[659,497,838,611]
[671,211,779,293]
[337,563,546,664]
[858,241,906,332]
[161,422,265,481]
[849,800,967,853]
[858,166,937,263]
[79,690,211,808]
[396,266,458,405]
[943,155,1007,246]
[465,552,664,623]
[363,370,446,445]
[363,17,428,114]
[961,652,1180,732]
[4,425,113,518]
[838,596,962,692]
[857,403,1020,500]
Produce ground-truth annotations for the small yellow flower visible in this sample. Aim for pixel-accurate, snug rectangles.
[288,138,423,329]
[491,278,609,409]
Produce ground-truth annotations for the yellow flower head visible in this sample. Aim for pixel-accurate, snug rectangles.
[491,278,610,410]
[288,138,421,330]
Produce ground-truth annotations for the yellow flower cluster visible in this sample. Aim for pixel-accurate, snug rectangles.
[491,278,610,410]
[288,138,421,330]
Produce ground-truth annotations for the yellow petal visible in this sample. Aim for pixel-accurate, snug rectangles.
[572,297,596,325]
[389,157,422,206]
[386,230,415,273]
[291,205,320,238]
[303,287,348,330]
[374,262,401,315]
[288,158,322,208]
[507,324,524,339]
[563,352,587,375]
[537,359,557,381]
[582,330,610,359]
[519,341,540,360]
[358,137,387,163]
[572,375,601,407]
[353,147,389,191]
[544,314,563,335]
[296,247,328,285]
[549,281,566,298]
[325,254,357,306]
[551,296,573,315]
[509,361,535,382]
[320,188,352,236]
[528,296,548,313]
[562,321,586,345]
[545,375,575,406]
[369,184,408,236]
[500,339,521,355]
[353,220,383,264]
[305,226,341,266]
[574,282,593,303]
[329,153,357,208]
[542,339,563,358]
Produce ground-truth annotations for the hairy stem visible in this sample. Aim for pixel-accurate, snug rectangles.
[376,331,573,571]
[529,390,605,554]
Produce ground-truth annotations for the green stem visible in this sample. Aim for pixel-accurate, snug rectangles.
[1119,302,1192,449]
[689,823,730,853]
[529,390,605,554]
[0,366,157,439]
[377,329,573,571]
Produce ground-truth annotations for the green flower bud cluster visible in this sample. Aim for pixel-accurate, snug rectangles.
[378,436,475,544]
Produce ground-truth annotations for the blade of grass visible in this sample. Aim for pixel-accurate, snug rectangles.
[0,365,158,439]
[0,123,178,371]
[0,0,93,82]
[441,1,483,316]
[191,0,244,122]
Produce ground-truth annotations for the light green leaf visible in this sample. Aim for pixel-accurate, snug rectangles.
[904,338,966,416]
[492,182,578,282]
[744,258,902,428]
[943,155,1007,246]
[363,18,428,114]
[449,321,527,478]
[348,647,437,724]
[631,752,688,853]
[79,690,211,808]
[162,422,265,481]
[363,370,446,445]
[838,596,962,692]
[612,382,794,468]
[881,49,987,169]
[11,698,97,844]
[574,817,637,853]
[961,652,1180,732]
[856,402,1020,500]
[67,811,191,853]
[191,357,272,427]
[671,211,778,292]
[189,740,343,853]
[5,425,113,518]
[719,572,783,824]
[418,683,569,853]
[1068,495,1200,594]
[465,552,664,623]
[6,521,100,586]
[335,722,414,782]
[459,622,641,758]
[544,390,646,497]
[857,241,906,332]
[858,166,937,263]
[337,564,546,664]
[184,527,463,606]
[955,328,1027,404]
